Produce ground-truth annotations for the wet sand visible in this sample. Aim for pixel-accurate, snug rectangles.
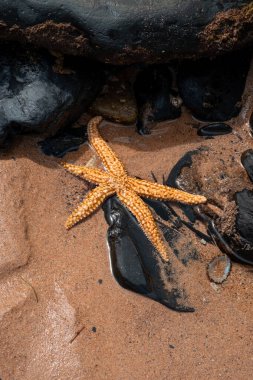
[0,62,252,379]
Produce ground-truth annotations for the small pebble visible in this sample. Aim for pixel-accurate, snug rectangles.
[207,255,231,284]
[197,123,232,137]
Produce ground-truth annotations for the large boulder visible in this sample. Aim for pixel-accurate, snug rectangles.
[0,1,252,64]
[0,43,103,147]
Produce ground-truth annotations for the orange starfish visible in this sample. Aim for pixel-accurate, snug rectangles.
[63,116,207,261]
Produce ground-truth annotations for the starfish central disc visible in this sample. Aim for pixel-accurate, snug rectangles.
[63,116,207,261]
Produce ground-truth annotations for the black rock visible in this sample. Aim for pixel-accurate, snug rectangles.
[38,125,87,158]
[236,190,253,246]
[197,123,232,137]
[134,65,181,134]
[241,149,253,182]
[221,189,253,265]
[250,112,253,134]
[0,43,103,148]
[178,51,251,122]
[0,1,252,64]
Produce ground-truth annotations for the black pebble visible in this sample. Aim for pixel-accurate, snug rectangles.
[197,123,232,137]
[241,149,253,183]
[91,327,97,333]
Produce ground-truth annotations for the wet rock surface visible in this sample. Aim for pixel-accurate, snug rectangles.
[0,1,252,63]
[178,51,251,122]
[0,43,103,148]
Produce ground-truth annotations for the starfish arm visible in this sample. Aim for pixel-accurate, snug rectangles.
[65,184,115,229]
[128,177,207,205]
[117,188,169,261]
[62,162,109,185]
[87,116,127,177]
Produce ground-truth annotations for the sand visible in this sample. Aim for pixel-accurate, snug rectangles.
[0,62,252,380]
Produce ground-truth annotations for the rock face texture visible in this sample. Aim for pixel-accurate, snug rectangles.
[177,50,251,122]
[0,1,252,63]
[0,43,103,148]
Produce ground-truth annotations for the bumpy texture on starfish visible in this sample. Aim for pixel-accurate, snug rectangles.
[63,116,207,261]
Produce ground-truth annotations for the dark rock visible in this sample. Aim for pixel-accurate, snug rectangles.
[241,149,253,182]
[0,43,103,148]
[197,123,232,137]
[38,125,87,158]
[249,112,253,134]
[219,189,253,265]
[236,190,253,245]
[134,65,181,134]
[178,51,251,122]
[0,1,252,64]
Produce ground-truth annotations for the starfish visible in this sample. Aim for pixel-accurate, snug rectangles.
[62,116,207,261]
